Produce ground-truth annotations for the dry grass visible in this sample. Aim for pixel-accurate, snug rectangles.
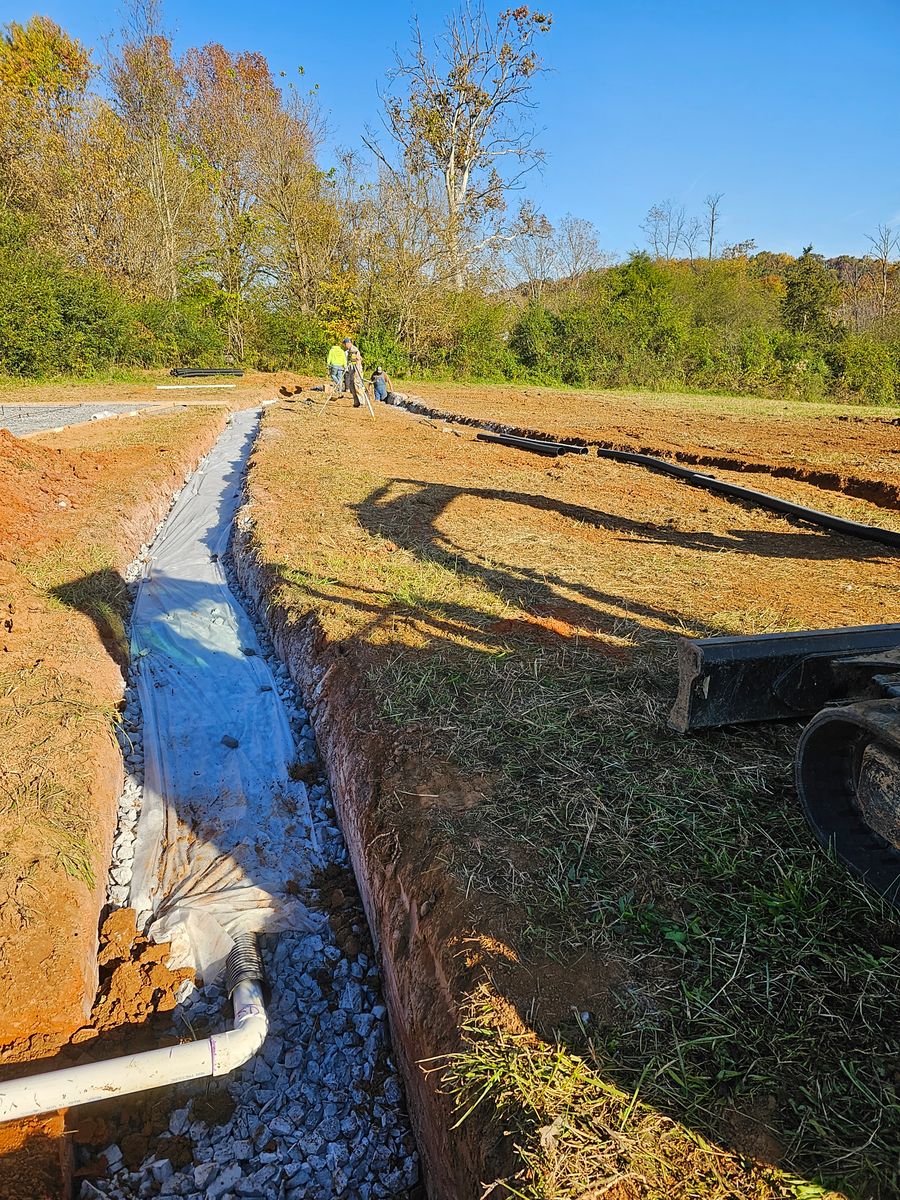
[248,398,900,1199]
[0,664,111,889]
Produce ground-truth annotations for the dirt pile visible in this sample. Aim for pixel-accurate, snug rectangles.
[73,910,194,1044]
[0,428,189,563]
[67,912,218,1189]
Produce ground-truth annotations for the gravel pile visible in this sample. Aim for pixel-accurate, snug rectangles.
[0,402,151,436]
[83,425,420,1199]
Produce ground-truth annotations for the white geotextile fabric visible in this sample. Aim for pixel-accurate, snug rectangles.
[129,409,320,981]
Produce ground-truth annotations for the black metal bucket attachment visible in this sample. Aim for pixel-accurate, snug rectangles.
[671,626,900,906]
[796,698,900,907]
[669,624,900,732]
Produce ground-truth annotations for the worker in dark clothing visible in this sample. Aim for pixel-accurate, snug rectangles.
[342,338,366,408]
[370,367,393,403]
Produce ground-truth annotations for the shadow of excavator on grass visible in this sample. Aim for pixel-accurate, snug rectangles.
[324,472,894,1200]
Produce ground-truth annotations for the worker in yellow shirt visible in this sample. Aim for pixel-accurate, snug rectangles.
[326,342,347,398]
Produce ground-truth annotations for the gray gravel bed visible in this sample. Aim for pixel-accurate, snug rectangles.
[0,402,151,436]
[81,421,419,1199]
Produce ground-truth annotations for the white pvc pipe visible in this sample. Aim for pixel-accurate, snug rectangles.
[155,384,237,390]
[0,980,267,1124]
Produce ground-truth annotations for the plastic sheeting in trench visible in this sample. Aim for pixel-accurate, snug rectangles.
[129,408,320,981]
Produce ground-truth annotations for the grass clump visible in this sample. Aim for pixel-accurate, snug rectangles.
[442,994,848,1200]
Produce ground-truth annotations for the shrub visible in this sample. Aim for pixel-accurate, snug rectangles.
[833,334,898,404]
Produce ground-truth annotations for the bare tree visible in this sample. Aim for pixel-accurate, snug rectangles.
[642,199,686,260]
[555,213,604,281]
[704,191,723,260]
[371,3,552,288]
[507,200,556,300]
[682,216,704,265]
[866,223,899,321]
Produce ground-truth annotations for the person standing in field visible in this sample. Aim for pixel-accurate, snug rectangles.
[343,337,366,409]
[370,366,393,402]
[326,341,347,398]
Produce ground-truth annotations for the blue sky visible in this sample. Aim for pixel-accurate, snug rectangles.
[9,0,900,257]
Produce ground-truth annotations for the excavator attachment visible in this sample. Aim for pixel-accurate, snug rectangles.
[670,626,900,906]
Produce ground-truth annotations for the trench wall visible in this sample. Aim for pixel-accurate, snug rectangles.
[232,518,496,1200]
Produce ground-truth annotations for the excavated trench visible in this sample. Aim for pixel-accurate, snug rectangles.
[381,393,900,512]
[61,409,420,1199]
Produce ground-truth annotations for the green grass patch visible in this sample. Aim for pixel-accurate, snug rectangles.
[377,642,900,1197]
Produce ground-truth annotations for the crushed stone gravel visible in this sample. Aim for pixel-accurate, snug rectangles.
[84,412,420,1199]
[0,403,152,436]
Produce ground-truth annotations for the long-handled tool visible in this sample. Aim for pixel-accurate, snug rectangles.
[350,364,376,421]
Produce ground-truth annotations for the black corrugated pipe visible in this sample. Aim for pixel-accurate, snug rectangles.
[594,447,900,550]
[476,432,590,457]
[171,368,245,378]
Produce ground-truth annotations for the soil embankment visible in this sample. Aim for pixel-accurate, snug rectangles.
[0,408,227,1197]
[237,392,900,1199]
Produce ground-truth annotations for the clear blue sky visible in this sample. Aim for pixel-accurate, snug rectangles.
[9,0,900,257]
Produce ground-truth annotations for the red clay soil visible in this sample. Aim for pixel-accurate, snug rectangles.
[0,911,191,1199]
[0,410,225,1198]
[236,395,900,1198]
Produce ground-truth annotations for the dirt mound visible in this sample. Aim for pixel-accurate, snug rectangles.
[0,429,104,557]
[72,910,193,1044]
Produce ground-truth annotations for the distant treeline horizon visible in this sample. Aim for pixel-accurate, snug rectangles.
[2,8,899,403]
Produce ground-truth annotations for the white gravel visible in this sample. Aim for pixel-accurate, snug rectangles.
[0,402,151,436]
[83,416,420,1200]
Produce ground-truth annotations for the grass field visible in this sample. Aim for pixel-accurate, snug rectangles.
[247,384,900,1199]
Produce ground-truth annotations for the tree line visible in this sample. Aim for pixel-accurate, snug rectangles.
[1,3,899,403]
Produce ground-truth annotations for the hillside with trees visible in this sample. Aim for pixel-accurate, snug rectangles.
[2,3,899,403]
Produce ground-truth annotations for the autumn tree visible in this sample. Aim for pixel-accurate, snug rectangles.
[374,3,552,289]
[0,16,93,210]
[108,0,202,299]
[254,84,341,313]
[181,44,284,355]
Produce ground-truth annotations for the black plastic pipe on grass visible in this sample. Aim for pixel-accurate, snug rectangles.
[170,368,244,378]
[386,392,900,551]
[476,431,590,457]
[594,446,900,551]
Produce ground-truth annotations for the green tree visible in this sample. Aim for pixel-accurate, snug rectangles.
[782,245,841,338]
